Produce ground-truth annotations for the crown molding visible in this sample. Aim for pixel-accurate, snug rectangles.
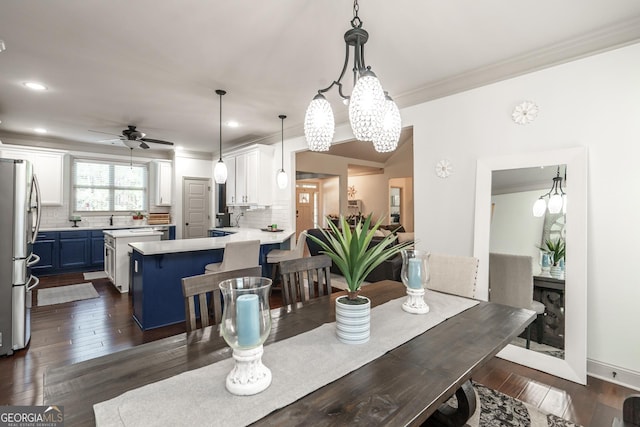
[395,16,640,108]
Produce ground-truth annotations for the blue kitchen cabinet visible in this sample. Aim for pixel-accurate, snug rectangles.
[31,231,58,274]
[90,230,105,267]
[59,231,90,269]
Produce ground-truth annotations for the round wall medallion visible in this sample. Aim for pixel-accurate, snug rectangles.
[511,101,539,125]
[435,159,452,178]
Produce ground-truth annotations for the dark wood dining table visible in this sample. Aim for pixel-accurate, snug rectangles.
[43,280,534,426]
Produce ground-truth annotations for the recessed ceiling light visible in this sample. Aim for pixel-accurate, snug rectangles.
[0,40,5,53]
[226,121,239,128]
[174,145,184,151]
[24,82,47,91]
[34,128,47,134]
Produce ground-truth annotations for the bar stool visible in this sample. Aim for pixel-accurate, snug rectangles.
[266,231,307,285]
[204,240,260,274]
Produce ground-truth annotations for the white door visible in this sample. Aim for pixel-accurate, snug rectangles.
[183,177,210,239]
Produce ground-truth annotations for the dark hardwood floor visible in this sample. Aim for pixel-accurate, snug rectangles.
[1,272,634,426]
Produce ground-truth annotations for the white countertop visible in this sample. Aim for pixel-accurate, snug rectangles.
[129,229,294,255]
[103,229,164,238]
[40,224,175,232]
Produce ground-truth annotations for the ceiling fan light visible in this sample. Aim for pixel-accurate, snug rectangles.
[532,198,546,217]
[548,193,563,214]
[214,159,227,184]
[372,94,401,153]
[304,94,334,152]
[349,70,385,142]
[276,169,288,190]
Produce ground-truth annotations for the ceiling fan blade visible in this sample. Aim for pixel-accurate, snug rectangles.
[139,137,174,146]
[139,142,150,149]
[89,129,121,137]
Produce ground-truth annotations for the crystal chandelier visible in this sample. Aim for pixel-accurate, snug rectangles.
[533,166,566,217]
[304,0,401,152]
[213,89,228,184]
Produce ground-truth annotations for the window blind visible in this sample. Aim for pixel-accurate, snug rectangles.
[72,157,148,213]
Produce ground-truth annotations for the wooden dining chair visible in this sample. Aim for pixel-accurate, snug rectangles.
[181,266,261,332]
[279,255,332,306]
[428,253,479,299]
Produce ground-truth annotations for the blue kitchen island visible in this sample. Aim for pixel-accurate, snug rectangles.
[128,229,294,330]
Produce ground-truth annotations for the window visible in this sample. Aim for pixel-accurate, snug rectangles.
[72,158,148,213]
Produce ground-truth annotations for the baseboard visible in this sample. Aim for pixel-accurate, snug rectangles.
[588,358,640,391]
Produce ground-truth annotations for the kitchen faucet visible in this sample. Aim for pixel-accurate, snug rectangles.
[109,215,114,226]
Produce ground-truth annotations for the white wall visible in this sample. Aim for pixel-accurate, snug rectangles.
[174,152,214,239]
[403,42,640,377]
[490,190,546,273]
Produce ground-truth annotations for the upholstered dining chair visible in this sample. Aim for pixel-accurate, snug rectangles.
[181,266,262,332]
[489,252,546,349]
[266,231,307,283]
[278,254,332,306]
[427,253,479,299]
[204,240,260,274]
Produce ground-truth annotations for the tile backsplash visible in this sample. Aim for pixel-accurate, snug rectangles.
[227,198,290,230]
[39,201,171,229]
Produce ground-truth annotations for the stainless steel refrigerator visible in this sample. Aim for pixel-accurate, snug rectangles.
[0,158,41,356]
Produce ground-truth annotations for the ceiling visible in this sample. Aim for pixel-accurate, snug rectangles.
[492,165,566,195]
[1,1,639,155]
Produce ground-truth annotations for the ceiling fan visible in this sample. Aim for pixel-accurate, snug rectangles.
[89,125,175,149]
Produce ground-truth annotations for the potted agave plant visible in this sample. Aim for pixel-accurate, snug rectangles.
[307,213,413,344]
[539,237,565,279]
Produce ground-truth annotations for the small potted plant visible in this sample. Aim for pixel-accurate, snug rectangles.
[132,211,145,224]
[307,213,414,344]
[539,237,565,279]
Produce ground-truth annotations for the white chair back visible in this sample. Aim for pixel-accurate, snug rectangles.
[428,253,479,299]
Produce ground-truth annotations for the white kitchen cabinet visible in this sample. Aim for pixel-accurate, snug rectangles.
[226,144,274,206]
[224,156,237,205]
[153,160,172,206]
[0,146,64,205]
[103,229,162,293]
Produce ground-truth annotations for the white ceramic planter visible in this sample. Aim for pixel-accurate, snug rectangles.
[335,295,370,344]
[550,265,563,279]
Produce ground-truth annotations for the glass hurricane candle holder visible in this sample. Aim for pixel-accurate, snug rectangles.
[219,276,272,396]
[400,249,430,314]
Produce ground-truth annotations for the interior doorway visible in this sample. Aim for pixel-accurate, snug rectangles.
[295,185,317,238]
[182,177,210,239]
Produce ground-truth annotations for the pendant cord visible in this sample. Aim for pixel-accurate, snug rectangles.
[219,92,223,161]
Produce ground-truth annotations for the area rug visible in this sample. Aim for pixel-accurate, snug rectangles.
[37,283,100,306]
[459,382,581,427]
[83,271,108,280]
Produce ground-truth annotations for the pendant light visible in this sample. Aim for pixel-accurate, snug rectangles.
[213,89,228,184]
[304,0,401,152]
[532,166,566,217]
[276,114,288,189]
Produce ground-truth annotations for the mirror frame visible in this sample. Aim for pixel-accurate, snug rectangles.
[473,147,587,384]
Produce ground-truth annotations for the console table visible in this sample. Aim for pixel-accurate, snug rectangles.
[533,275,565,349]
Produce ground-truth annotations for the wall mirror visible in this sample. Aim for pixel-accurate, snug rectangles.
[473,147,587,384]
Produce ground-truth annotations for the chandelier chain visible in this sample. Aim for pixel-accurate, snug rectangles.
[351,0,362,28]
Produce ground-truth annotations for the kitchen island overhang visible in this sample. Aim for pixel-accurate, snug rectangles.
[128,229,294,330]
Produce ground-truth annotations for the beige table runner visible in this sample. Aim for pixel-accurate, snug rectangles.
[94,291,479,426]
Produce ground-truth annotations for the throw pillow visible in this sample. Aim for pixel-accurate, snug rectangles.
[396,232,415,243]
